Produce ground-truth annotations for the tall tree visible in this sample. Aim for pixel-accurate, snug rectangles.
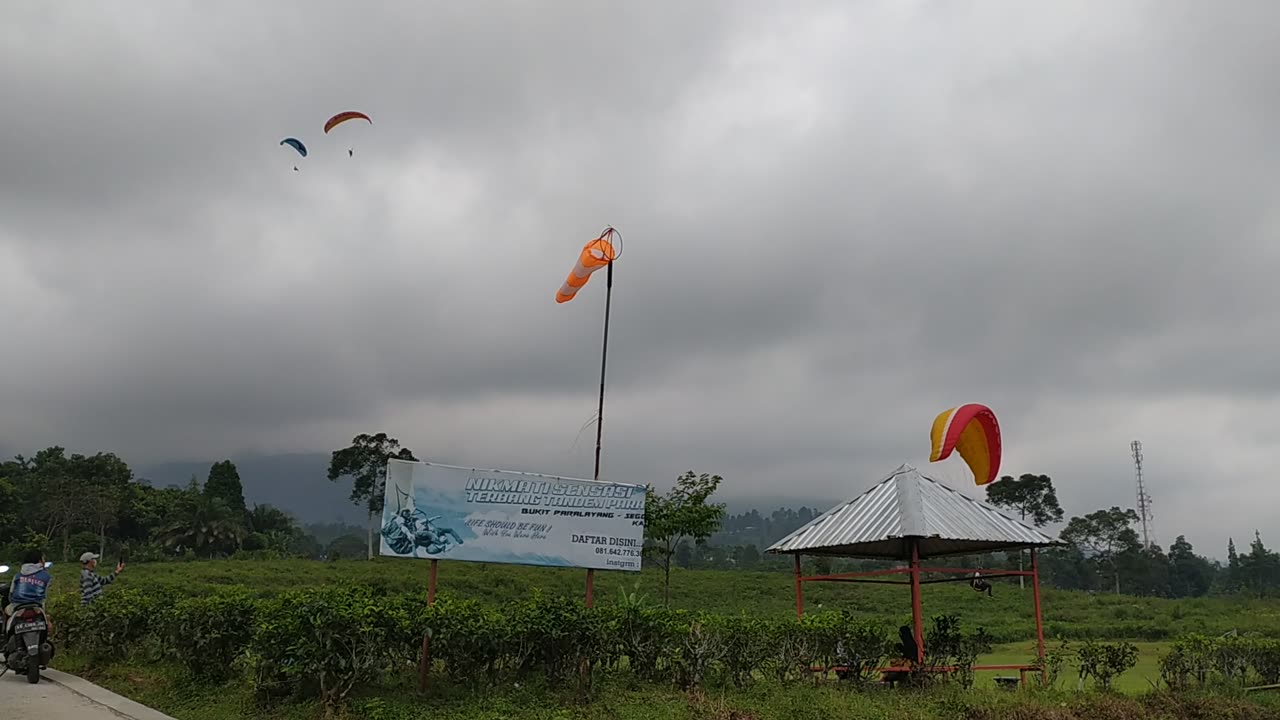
[1059,507,1141,594]
[1241,531,1280,598]
[0,477,21,544]
[76,452,133,556]
[204,460,248,519]
[327,433,418,560]
[25,447,92,560]
[642,471,726,606]
[1167,535,1214,598]
[734,544,761,569]
[985,474,1065,526]
[986,473,1064,588]
[1120,544,1171,597]
[1226,537,1242,593]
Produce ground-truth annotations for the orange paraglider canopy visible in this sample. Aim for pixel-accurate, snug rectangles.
[929,404,1001,485]
[324,111,372,133]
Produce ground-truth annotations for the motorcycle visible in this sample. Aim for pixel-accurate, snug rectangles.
[0,562,56,684]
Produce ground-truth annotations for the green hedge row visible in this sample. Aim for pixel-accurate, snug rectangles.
[48,585,993,709]
[1158,634,1280,690]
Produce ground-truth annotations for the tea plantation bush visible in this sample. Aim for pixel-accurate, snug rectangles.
[51,582,1280,713]
[1159,633,1280,690]
[52,585,931,710]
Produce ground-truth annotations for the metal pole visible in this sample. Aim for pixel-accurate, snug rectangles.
[594,259,613,480]
[586,257,613,609]
[1031,549,1046,683]
[794,554,805,618]
[910,540,924,664]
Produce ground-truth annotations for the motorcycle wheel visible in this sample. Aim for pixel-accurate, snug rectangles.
[27,656,39,684]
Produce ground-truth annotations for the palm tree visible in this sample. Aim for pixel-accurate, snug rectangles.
[156,495,246,557]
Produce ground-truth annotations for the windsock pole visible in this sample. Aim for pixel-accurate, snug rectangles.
[556,227,619,609]
[586,258,614,609]
[594,258,613,483]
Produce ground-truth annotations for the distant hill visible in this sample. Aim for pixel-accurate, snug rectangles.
[137,452,366,525]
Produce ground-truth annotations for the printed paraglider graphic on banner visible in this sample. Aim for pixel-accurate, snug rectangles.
[379,459,646,571]
[929,403,1002,486]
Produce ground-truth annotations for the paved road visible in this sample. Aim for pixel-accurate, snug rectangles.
[0,671,123,719]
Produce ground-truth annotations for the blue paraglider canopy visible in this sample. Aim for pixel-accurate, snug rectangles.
[280,137,307,157]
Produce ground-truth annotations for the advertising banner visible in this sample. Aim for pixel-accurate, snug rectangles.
[379,459,646,571]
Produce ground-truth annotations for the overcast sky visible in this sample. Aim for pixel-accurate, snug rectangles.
[2,2,1277,558]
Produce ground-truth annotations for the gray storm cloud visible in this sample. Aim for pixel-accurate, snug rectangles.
[2,1,1278,558]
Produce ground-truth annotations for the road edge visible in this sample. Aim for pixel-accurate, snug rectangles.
[41,668,178,720]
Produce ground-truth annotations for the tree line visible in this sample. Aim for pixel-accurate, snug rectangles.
[0,447,368,562]
[1,436,1276,602]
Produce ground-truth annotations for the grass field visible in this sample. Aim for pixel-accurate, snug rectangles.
[978,641,1168,693]
[38,558,1280,719]
[50,655,1280,720]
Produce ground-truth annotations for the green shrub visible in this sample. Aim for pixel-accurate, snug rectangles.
[672,616,727,689]
[1030,638,1071,689]
[1250,638,1280,685]
[243,585,410,711]
[1160,634,1280,689]
[604,602,682,681]
[501,591,600,684]
[1076,639,1139,691]
[703,614,769,687]
[922,614,992,689]
[45,593,84,650]
[418,595,505,685]
[76,589,173,661]
[160,588,257,679]
[1159,634,1214,689]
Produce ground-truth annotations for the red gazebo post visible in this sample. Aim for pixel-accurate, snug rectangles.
[794,554,804,617]
[1031,548,1046,681]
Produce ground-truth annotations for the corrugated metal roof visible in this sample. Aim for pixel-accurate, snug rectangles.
[766,464,1061,560]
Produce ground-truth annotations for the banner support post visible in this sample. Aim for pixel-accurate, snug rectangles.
[419,559,439,693]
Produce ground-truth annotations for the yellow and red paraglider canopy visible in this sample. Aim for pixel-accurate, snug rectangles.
[324,111,371,134]
[929,403,1002,486]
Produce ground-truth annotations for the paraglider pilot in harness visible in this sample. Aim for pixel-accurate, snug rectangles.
[970,570,993,597]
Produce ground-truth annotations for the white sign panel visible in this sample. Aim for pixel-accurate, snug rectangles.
[379,459,646,572]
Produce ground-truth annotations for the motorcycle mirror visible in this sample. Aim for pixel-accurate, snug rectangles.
[0,565,9,573]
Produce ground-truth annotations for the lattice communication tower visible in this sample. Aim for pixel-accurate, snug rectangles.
[1131,440,1154,550]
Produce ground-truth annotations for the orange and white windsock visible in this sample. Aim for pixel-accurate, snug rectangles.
[555,234,618,303]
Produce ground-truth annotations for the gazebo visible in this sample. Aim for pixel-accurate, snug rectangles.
[766,464,1062,679]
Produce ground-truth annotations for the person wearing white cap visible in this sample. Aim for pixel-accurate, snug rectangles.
[79,552,124,606]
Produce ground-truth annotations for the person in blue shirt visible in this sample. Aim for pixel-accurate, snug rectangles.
[4,549,52,626]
